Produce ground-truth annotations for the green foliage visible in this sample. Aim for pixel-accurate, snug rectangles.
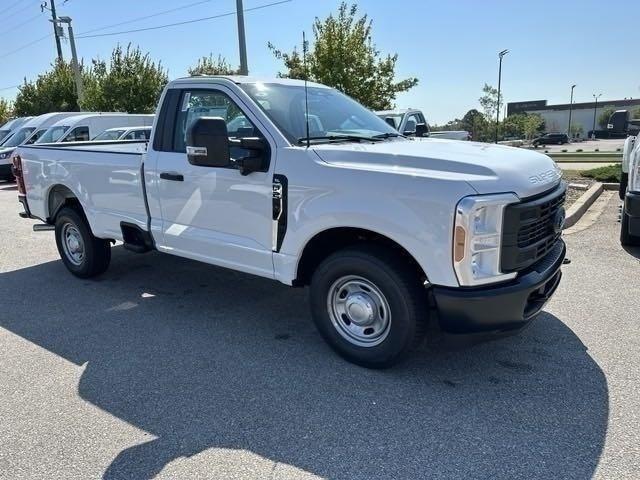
[632,107,640,120]
[569,123,584,137]
[523,113,545,140]
[188,54,239,76]
[479,83,502,121]
[13,60,82,115]
[82,44,168,113]
[597,106,616,129]
[268,2,417,110]
[581,164,621,183]
[0,98,13,125]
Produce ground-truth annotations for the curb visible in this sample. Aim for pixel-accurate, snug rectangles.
[564,182,603,229]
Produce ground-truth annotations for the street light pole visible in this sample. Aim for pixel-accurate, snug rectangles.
[567,84,576,138]
[57,16,84,107]
[495,49,509,143]
[236,0,248,75]
[592,93,602,139]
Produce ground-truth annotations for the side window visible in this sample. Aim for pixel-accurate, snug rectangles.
[404,114,421,134]
[64,126,90,142]
[125,130,150,140]
[173,89,261,153]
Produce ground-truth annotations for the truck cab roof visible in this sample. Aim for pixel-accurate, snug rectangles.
[169,75,331,89]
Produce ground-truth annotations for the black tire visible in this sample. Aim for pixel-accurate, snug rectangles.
[619,172,628,200]
[309,245,428,369]
[55,206,111,278]
[620,208,640,246]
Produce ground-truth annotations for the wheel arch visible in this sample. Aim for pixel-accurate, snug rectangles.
[294,226,428,287]
[46,183,84,222]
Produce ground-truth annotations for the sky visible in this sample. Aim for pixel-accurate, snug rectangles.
[0,0,638,124]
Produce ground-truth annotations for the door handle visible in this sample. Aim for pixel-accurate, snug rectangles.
[160,172,184,182]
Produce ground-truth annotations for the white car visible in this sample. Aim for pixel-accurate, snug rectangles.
[13,76,566,367]
[92,126,152,141]
[0,116,33,143]
[376,108,471,140]
[621,134,640,245]
[0,112,80,181]
[35,114,155,144]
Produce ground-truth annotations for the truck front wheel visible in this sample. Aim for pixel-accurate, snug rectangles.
[310,246,427,368]
[55,207,111,278]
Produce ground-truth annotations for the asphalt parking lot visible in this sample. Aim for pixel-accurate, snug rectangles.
[0,182,639,479]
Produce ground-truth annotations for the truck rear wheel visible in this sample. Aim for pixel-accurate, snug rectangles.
[309,246,427,368]
[620,209,640,246]
[55,207,111,278]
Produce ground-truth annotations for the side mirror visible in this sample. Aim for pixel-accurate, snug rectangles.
[186,117,230,167]
[230,137,268,176]
[415,123,428,137]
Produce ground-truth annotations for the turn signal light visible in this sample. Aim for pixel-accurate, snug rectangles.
[453,226,466,262]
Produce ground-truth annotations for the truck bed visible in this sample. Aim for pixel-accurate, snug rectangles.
[17,140,150,241]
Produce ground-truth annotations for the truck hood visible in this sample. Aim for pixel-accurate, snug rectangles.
[312,138,562,198]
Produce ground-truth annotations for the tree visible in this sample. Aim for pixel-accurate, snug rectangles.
[597,106,616,130]
[13,60,85,115]
[0,98,12,125]
[188,54,239,76]
[82,44,168,113]
[268,2,418,110]
[631,107,640,120]
[523,113,544,140]
[461,108,489,141]
[478,83,502,121]
[501,113,528,138]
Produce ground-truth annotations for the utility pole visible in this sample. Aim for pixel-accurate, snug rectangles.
[495,49,509,143]
[567,84,576,138]
[42,0,64,61]
[236,0,248,75]
[592,93,602,139]
[57,16,83,107]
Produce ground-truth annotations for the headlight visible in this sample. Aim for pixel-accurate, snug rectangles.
[630,151,640,193]
[0,151,10,159]
[453,193,519,286]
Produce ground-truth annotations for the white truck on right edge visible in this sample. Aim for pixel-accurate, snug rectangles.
[13,76,567,368]
[621,133,640,245]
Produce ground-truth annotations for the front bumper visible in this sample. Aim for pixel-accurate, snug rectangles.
[624,191,640,236]
[432,240,565,334]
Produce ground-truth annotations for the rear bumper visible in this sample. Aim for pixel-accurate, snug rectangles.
[624,191,640,236]
[432,240,565,334]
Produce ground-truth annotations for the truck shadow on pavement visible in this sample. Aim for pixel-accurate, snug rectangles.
[0,247,608,480]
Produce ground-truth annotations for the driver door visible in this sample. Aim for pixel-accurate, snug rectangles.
[151,86,275,279]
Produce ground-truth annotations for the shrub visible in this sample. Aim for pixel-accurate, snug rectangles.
[581,164,621,183]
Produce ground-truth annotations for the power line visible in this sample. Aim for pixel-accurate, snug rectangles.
[3,0,40,22]
[0,33,51,61]
[77,0,292,39]
[5,12,43,35]
[78,0,214,36]
[0,84,22,91]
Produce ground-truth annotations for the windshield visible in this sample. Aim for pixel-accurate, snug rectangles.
[25,128,47,145]
[93,129,126,141]
[36,125,70,144]
[240,83,398,143]
[3,127,36,147]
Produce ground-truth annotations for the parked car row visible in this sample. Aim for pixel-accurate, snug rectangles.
[0,112,154,181]
[620,133,640,246]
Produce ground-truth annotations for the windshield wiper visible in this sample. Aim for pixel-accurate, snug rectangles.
[371,132,404,139]
[296,135,384,145]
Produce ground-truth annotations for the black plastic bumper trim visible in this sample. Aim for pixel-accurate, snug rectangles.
[625,191,640,236]
[432,240,566,334]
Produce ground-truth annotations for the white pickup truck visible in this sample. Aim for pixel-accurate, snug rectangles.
[621,133,640,245]
[13,76,567,368]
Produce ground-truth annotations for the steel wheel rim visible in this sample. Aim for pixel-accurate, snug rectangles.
[327,275,392,347]
[61,223,85,266]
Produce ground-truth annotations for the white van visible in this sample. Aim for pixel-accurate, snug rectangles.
[0,117,33,143]
[0,112,81,180]
[35,113,155,144]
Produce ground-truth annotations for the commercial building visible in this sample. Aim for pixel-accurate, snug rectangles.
[507,98,640,137]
